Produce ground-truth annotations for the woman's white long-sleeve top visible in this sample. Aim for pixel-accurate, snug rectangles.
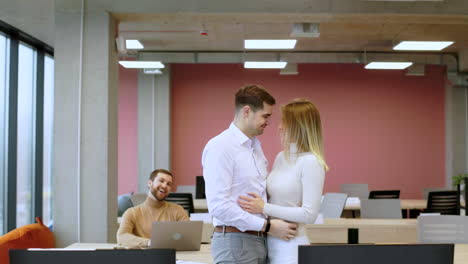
[263,147,325,235]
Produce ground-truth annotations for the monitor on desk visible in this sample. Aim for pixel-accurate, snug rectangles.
[10,249,176,264]
[195,175,205,199]
[299,244,454,264]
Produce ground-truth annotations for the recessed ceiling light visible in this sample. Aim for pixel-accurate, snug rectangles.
[393,41,454,51]
[244,62,287,69]
[118,61,164,68]
[126,39,144,49]
[244,40,297,49]
[365,62,413,70]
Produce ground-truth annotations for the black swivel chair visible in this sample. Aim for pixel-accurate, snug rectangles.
[369,190,400,199]
[195,175,206,199]
[166,193,195,215]
[426,190,460,215]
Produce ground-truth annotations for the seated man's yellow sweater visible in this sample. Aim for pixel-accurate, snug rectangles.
[117,196,189,248]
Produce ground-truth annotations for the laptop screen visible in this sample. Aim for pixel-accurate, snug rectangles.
[9,249,176,264]
[299,244,454,264]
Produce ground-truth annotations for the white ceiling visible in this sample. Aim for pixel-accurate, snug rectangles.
[3,0,468,71]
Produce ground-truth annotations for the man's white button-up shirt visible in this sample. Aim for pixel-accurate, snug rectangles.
[202,123,268,231]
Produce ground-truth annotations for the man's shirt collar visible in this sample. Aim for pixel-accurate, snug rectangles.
[229,122,260,149]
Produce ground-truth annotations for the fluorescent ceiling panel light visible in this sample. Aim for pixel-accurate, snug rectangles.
[393,41,453,51]
[244,40,297,49]
[119,61,165,68]
[365,62,413,70]
[244,61,287,69]
[125,39,144,49]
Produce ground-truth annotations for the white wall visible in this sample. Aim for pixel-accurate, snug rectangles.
[0,0,54,46]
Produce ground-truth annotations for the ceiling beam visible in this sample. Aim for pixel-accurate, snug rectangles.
[139,51,458,71]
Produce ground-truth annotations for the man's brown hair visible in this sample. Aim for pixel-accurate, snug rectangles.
[235,84,276,112]
[149,169,173,181]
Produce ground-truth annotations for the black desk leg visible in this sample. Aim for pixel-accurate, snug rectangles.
[348,228,359,244]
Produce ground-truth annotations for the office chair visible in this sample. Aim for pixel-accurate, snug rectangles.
[166,192,195,215]
[319,193,348,218]
[418,215,468,243]
[117,193,134,216]
[422,187,451,200]
[426,191,459,215]
[369,190,400,199]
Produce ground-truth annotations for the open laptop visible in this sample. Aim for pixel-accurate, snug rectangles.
[150,221,203,251]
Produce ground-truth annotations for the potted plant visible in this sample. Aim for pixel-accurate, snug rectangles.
[452,173,468,203]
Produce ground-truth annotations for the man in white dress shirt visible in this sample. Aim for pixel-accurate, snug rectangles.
[202,84,298,264]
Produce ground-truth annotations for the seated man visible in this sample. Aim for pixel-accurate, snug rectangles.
[117,169,189,248]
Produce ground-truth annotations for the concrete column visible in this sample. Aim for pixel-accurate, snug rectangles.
[446,79,468,186]
[452,85,468,174]
[153,66,172,172]
[137,66,171,192]
[54,1,118,247]
[137,70,154,192]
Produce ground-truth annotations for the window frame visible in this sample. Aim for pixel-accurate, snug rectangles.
[0,19,53,234]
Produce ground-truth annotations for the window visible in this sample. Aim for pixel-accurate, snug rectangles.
[42,55,54,227]
[0,21,54,234]
[16,42,36,227]
[0,33,8,232]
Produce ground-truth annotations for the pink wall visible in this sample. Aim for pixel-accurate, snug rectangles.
[171,64,446,198]
[118,65,138,194]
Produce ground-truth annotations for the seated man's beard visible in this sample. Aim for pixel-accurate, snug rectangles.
[151,188,167,201]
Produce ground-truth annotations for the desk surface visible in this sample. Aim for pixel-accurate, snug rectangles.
[201,219,417,244]
[307,218,418,244]
[66,243,468,264]
[117,218,420,244]
[347,199,427,210]
[318,218,418,227]
[194,199,208,212]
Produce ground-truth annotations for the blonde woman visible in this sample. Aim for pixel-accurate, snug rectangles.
[238,98,328,264]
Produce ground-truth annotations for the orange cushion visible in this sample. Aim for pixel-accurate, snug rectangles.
[0,217,55,264]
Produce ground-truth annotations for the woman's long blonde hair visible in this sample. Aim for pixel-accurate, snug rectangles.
[281,98,329,171]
